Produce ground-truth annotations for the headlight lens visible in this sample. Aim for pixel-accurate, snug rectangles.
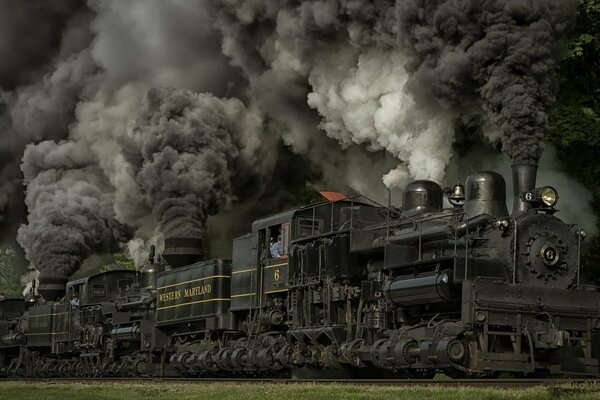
[540,187,558,207]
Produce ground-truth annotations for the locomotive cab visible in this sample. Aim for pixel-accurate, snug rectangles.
[0,298,25,347]
[230,211,294,319]
[67,269,137,307]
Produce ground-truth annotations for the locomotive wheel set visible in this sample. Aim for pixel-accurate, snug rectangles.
[0,163,599,379]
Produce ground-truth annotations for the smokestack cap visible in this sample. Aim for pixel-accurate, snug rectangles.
[37,278,68,302]
[162,237,203,268]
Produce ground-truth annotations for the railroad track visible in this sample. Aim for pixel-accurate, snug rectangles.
[1,377,599,388]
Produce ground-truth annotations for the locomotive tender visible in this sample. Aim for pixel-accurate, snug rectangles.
[1,163,599,378]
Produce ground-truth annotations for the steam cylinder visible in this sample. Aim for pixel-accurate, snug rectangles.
[383,270,458,306]
[111,324,141,341]
[464,171,509,218]
[1,333,26,346]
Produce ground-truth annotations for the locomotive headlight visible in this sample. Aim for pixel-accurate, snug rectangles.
[524,186,559,208]
[540,186,558,207]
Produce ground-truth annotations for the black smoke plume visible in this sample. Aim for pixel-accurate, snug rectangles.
[123,87,245,239]
[17,141,125,282]
[0,1,93,228]
[396,0,577,164]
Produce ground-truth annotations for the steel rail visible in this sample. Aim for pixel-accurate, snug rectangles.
[0,377,598,388]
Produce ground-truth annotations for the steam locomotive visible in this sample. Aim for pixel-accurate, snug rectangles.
[1,163,599,378]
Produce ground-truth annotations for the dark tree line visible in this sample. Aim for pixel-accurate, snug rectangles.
[547,0,600,280]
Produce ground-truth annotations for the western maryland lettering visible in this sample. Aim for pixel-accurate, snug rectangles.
[184,284,211,297]
[158,290,181,302]
[158,284,212,303]
[157,275,226,305]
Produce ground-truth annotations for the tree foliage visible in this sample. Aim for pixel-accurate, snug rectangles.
[548,0,600,280]
[0,246,23,297]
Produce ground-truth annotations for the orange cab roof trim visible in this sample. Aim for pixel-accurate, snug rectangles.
[319,191,348,202]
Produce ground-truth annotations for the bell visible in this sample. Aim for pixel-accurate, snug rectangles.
[450,182,465,202]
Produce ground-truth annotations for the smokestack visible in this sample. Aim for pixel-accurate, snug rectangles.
[37,277,67,302]
[162,237,203,268]
[511,163,538,216]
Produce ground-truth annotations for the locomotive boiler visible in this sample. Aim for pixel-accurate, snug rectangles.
[1,163,599,378]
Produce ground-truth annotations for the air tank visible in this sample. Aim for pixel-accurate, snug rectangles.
[463,171,509,218]
[402,180,443,215]
[382,270,459,306]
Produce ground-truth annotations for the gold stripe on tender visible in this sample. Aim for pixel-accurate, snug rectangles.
[29,312,69,318]
[156,298,230,310]
[231,292,256,298]
[232,268,256,275]
[157,275,230,290]
[264,263,288,269]
[264,288,289,294]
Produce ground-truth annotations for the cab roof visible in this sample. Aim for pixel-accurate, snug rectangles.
[250,195,385,231]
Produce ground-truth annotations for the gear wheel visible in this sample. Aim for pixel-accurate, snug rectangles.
[446,338,467,364]
[515,213,578,288]
[392,339,418,366]
[523,232,568,281]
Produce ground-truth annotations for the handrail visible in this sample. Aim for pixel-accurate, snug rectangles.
[577,225,581,288]
[512,219,518,285]
[393,208,467,264]
[464,215,469,280]
[418,219,423,261]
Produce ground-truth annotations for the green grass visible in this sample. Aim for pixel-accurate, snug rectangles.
[0,382,599,400]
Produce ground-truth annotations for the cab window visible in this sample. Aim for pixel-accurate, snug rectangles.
[118,279,133,292]
[266,223,289,259]
[91,283,106,297]
[68,283,85,301]
[296,216,323,238]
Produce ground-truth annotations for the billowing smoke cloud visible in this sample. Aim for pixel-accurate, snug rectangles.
[0,0,85,90]
[208,0,571,195]
[0,4,94,282]
[210,1,425,189]
[396,0,578,164]
[9,1,250,276]
[123,87,258,239]
[307,48,454,183]
[0,3,94,228]
[17,141,126,282]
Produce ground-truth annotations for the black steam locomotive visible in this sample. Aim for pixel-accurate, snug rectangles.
[1,163,599,378]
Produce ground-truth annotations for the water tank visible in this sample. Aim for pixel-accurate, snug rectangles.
[464,171,509,218]
[402,180,443,215]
